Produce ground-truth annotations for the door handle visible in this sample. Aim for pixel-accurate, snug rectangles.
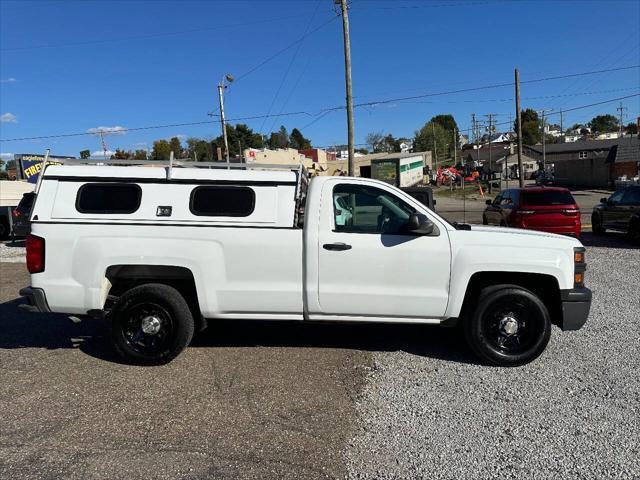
[323,242,352,251]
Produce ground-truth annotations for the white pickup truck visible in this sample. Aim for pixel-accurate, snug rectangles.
[20,163,591,366]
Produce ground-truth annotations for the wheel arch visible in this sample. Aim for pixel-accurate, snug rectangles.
[457,271,562,328]
[104,264,205,331]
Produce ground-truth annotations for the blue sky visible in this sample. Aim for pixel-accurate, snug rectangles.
[1,0,639,159]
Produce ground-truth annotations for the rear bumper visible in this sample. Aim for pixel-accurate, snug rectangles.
[559,287,592,331]
[518,224,581,236]
[19,286,51,313]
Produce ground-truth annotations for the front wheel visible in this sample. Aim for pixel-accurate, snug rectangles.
[482,214,488,225]
[627,217,640,243]
[591,212,605,234]
[110,283,194,365]
[464,285,551,367]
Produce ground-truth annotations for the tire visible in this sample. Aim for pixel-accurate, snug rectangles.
[464,285,551,367]
[591,212,605,234]
[482,215,488,225]
[627,217,640,243]
[499,220,507,227]
[109,283,194,365]
[0,219,8,240]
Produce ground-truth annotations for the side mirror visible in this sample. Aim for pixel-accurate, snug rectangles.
[600,197,608,204]
[486,199,492,205]
[407,213,436,235]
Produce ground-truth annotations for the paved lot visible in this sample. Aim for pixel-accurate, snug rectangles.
[1,232,638,479]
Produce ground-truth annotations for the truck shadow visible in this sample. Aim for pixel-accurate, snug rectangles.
[0,298,478,366]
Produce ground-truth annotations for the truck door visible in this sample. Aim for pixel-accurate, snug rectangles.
[316,180,451,319]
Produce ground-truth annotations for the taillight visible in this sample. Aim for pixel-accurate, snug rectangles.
[562,209,579,216]
[12,209,21,218]
[26,234,45,273]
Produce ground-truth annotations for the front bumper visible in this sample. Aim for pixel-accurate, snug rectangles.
[19,286,51,313]
[559,287,592,331]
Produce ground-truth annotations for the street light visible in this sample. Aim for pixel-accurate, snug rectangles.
[218,73,234,168]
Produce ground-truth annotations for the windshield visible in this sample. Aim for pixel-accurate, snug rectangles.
[521,190,575,206]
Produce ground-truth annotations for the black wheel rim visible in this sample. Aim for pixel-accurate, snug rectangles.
[481,295,542,356]
[121,302,174,356]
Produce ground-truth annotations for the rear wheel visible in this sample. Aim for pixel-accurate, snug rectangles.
[0,218,9,240]
[482,214,488,225]
[464,285,551,367]
[591,212,605,234]
[110,283,194,365]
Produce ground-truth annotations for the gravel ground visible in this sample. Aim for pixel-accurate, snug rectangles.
[0,240,25,263]
[346,233,640,479]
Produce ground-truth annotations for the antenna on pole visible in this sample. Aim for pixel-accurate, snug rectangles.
[99,130,109,160]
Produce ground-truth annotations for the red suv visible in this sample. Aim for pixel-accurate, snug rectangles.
[483,187,581,237]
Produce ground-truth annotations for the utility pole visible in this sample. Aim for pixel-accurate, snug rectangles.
[514,68,524,187]
[471,113,476,145]
[453,127,457,165]
[337,0,355,176]
[484,114,496,193]
[539,109,552,170]
[432,121,438,170]
[217,82,230,167]
[99,130,109,161]
[559,108,564,140]
[617,102,627,137]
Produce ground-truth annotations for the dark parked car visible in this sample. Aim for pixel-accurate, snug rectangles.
[483,186,581,237]
[10,192,36,240]
[591,185,640,241]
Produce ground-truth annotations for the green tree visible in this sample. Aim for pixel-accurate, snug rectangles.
[169,137,184,158]
[514,109,541,145]
[186,138,213,161]
[289,128,311,149]
[266,125,289,150]
[80,149,91,159]
[589,114,618,133]
[414,121,449,162]
[626,122,638,135]
[152,139,172,160]
[112,149,129,159]
[356,147,369,154]
[215,124,265,157]
[431,114,458,135]
[133,149,148,160]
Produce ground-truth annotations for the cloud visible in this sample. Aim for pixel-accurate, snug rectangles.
[133,142,148,148]
[1,112,17,123]
[87,125,127,136]
[91,150,115,157]
[0,77,17,83]
[0,152,13,160]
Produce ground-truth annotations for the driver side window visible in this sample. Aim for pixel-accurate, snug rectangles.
[333,184,416,234]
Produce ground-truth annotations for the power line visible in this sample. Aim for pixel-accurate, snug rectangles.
[260,0,323,135]
[234,14,340,83]
[3,77,638,143]
[0,14,310,52]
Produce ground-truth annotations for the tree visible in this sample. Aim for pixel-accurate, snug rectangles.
[80,149,91,159]
[431,114,458,135]
[112,149,129,159]
[514,109,541,145]
[152,139,172,160]
[214,124,265,157]
[133,149,148,160]
[266,125,289,150]
[356,147,369,154]
[169,137,184,158]
[626,122,638,135]
[186,137,213,161]
[589,114,618,133]
[289,128,311,149]
[414,121,450,163]
[365,131,400,152]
